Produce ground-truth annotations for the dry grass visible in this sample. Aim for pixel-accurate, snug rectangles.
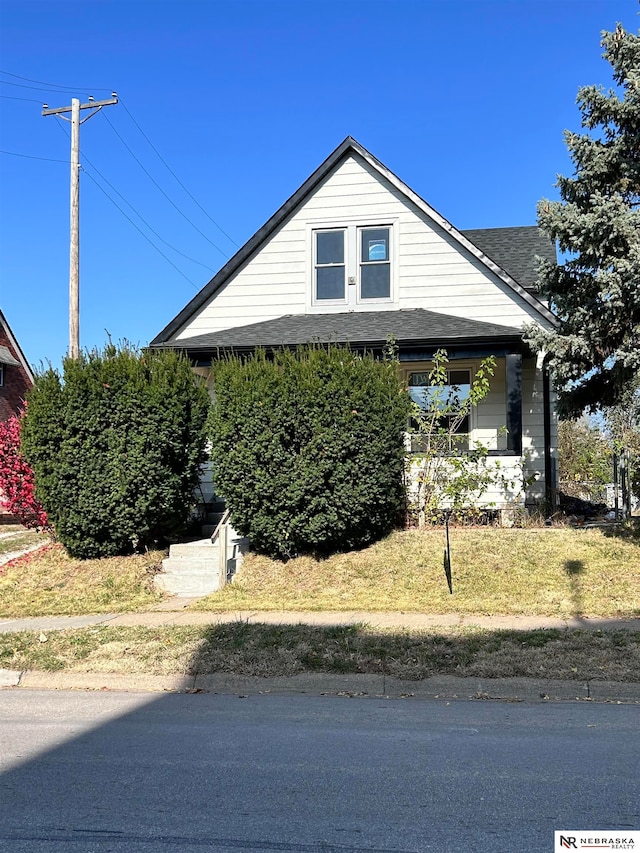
[1,525,638,622]
[1,623,638,683]
[0,542,165,617]
[2,525,637,682]
[192,526,640,618]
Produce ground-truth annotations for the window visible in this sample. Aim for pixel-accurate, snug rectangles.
[0,365,4,387]
[360,228,390,299]
[408,369,471,452]
[313,224,392,305]
[315,230,345,301]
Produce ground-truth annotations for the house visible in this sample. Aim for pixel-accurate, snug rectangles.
[151,137,558,515]
[0,309,34,422]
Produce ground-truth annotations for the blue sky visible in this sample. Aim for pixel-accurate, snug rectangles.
[1,0,638,369]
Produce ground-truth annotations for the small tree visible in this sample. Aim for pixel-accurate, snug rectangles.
[0,411,48,529]
[21,343,210,559]
[208,345,410,559]
[526,24,640,418]
[603,374,640,499]
[557,417,613,497]
[409,351,524,523]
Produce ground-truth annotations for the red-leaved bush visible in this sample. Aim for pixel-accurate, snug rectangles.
[0,410,48,529]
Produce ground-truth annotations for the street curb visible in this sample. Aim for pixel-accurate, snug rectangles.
[2,669,639,703]
[0,668,22,687]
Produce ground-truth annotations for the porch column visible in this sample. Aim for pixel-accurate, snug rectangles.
[505,353,522,455]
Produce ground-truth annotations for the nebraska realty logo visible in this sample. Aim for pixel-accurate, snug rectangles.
[555,831,639,851]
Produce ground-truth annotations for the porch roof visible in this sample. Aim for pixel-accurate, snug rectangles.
[154,308,530,359]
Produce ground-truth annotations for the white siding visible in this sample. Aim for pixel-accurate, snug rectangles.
[179,152,555,510]
[176,154,549,341]
[403,355,554,507]
[406,456,529,512]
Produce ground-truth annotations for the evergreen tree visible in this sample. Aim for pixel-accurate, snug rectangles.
[21,344,210,559]
[527,24,640,418]
[208,345,410,560]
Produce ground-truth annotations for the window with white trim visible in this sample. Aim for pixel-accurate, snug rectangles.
[315,230,345,301]
[313,225,392,304]
[360,228,390,299]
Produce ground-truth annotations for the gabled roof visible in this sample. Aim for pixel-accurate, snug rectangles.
[0,309,34,382]
[156,309,528,357]
[151,136,556,346]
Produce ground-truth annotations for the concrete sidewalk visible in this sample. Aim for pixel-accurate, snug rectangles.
[1,605,640,634]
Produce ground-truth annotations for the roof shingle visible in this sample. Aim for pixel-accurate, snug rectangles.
[461,226,555,293]
[159,309,525,353]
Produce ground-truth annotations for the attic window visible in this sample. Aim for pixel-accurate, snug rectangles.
[312,224,393,305]
[315,230,345,301]
[360,227,390,298]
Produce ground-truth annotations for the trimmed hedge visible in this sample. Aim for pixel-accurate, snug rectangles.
[208,346,410,559]
[21,344,210,559]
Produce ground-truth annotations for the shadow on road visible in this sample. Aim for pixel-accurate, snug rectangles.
[2,659,640,853]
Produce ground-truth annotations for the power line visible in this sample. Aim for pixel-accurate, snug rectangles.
[119,98,240,248]
[82,168,200,291]
[54,117,215,273]
[0,149,68,163]
[100,110,231,259]
[0,79,91,96]
[83,159,216,273]
[0,70,112,93]
[0,93,43,103]
[33,83,239,262]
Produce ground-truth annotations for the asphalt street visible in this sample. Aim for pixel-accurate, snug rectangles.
[0,689,638,852]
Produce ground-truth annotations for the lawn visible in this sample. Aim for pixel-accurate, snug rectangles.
[192,526,640,618]
[1,524,638,681]
[2,623,639,682]
[0,526,47,559]
[1,525,639,619]
[0,542,165,617]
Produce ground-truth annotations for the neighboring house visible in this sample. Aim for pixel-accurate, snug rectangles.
[0,309,34,422]
[151,137,558,514]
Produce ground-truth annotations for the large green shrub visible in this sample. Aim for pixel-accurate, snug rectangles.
[208,345,410,559]
[21,344,210,559]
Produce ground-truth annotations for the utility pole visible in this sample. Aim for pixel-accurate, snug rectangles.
[42,95,118,358]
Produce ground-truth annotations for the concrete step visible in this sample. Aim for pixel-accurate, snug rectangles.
[154,573,222,596]
[204,505,226,525]
[153,520,248,597]
[154,537,223,596]
[168,540,218,560]
[161,557,220,575]
[157,555,222,596]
